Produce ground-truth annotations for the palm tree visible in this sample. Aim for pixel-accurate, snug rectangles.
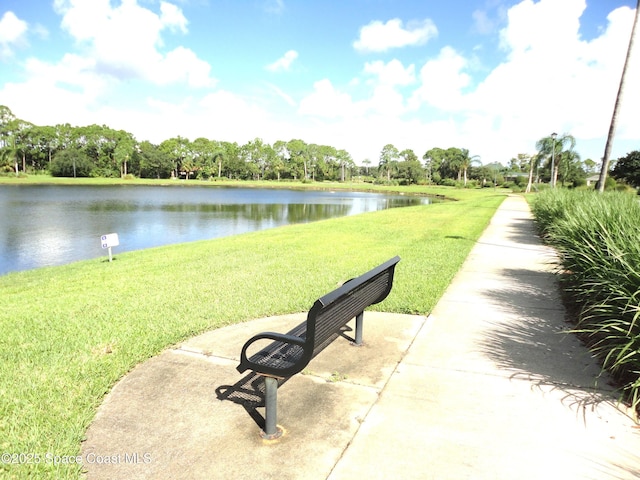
[525,154,538,193]
[535,136,554,184]
[362,158,371,175]
[598,0,639,192]
[536,133,576,187]
[459,148,481,186]
[443,147,464,183]
[554,134,576,187]
[379,144,399,182]
[558,149,582,187]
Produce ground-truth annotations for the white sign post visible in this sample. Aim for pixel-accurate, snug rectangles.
[100,233,119,262]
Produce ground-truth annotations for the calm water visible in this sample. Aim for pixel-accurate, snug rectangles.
[0,185,434,275]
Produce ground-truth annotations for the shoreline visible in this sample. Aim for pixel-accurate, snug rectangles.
[0,174,472,200]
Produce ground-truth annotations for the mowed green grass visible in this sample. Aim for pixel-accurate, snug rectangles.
[0,188,505,478]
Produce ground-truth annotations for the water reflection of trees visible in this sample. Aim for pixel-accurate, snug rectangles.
[155,203,353,223]
[87,197,426,222]
[0,187,434,274]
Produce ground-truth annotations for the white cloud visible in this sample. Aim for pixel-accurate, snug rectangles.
[298,79,357,119]
[54,0,110,42]
[0,11,28,58]
[409,46,471,111]
[130,90,289,147]
[52,0,214,86]
[354,18,437,53]
[499,0,584,58]
[160,47,216,88]
[366,85,407,117]
[363,59,415,86]
[24,54,106,94]
[298,59,416,122]
[266,50,298,72]
[0,53,111,127]
[160,1,188,33]
[360,59,416,117]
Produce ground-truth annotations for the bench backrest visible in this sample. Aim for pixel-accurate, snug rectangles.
[304,256,400,359]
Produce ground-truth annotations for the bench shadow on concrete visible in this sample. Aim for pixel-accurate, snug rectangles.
[215,372,274,432]
[215,326,357,431]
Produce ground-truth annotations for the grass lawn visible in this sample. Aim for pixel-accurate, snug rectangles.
[0,180,506,478]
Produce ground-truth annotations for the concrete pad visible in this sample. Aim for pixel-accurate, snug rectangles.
[82,312,425,480]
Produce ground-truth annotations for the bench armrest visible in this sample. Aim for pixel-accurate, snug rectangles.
[237,332,306,374]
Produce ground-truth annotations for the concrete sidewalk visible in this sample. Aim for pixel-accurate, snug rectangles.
[82,195,640,480]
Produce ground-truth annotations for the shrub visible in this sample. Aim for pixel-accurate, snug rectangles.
[573,177,587,188]
[90,167,119,178]
[513,176,526,187]
[531,189,640,411]
[49,150,94,177]
[604,176,617,190]
[440,178,457,187]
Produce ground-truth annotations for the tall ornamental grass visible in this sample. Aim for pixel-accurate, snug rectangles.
[531,189,640,411]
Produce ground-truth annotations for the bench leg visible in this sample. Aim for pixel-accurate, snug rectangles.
[354,311,364,345]
[262,376,282,439]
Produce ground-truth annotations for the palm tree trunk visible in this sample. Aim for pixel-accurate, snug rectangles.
[525,157,535,193]
[598,0,639,193]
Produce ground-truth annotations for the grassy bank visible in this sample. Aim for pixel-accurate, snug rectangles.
[531,189,640,411]
[0,174,499,201]
[0,185,505,478]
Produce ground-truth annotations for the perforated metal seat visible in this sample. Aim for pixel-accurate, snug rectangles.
[236,256,401,438]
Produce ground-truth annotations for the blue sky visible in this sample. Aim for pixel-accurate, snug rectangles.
[0,0,638,166]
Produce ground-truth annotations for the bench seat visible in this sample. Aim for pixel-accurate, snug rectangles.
[236,256,400,438]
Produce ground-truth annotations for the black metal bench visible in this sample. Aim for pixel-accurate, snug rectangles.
[236,256,400,439]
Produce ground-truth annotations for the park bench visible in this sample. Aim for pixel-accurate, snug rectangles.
[236,256,401,439]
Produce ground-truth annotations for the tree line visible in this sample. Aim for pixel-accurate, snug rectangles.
[0,105,473,184]
[1,104,633,188]
[0,106,355,182]
[0,104,481,185]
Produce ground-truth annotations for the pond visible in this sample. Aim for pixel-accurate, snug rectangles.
[0,185,436,275]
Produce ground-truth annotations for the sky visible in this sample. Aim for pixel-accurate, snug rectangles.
[0,0,638,166]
